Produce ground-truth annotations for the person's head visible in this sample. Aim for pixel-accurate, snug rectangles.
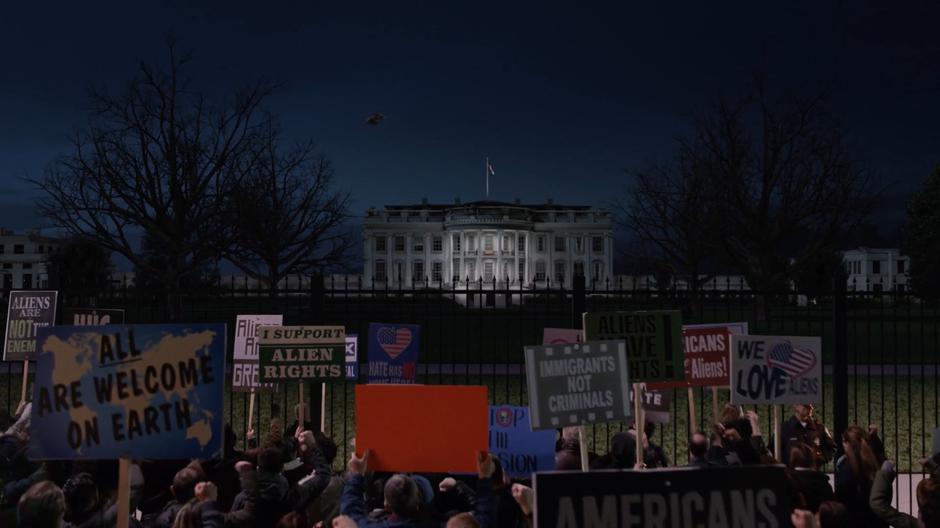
[816,500,849,527]
[610,431,637,469]
[62,472,99,522]
[917,477,940,526]
[719,404,742,425]
[313,430,338,465]
[644,422,656,440]
[383,474,420,519]
[446,512,480,528]
[561,426,579,444]
[842,426,878,483]
[788,442,817,470]
[793,404,815,422]
[258,448,284,474]
[298,431,317,453]
[689,432,708,460]
[332,516,357,528]
[17,480,66,527]
[172,466,203,503]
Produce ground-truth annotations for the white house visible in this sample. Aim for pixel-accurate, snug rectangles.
[0,229,59,290]
[362,200,614,288]
[842,247,910,293]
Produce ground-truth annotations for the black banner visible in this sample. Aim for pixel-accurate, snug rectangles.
[534,465,791,527]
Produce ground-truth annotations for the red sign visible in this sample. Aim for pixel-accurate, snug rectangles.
[355,384,488,473]
[648,326,732,389]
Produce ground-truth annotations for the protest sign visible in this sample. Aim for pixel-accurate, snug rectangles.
[257,326,345,382]
[233,315,282,392]
[367,323,419,384]
[234,315,283,361]
[346,334,359,380]
[648,326,733,390]
[4,290,58,361]
[542,328,582,345]
[541,328,672,423]
[731,335,822,405]
[582,310,683,382]
[684,321,749,336]
[232,315,281,392]
[631,387,672,423]
[62,308,125,326]
[356,384,487,473]
[489,405,556,477]
[30,324,226,460]
[533,465,792,527]
[525,340,631,429]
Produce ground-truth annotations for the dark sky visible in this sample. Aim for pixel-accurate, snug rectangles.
[2,1,938,239]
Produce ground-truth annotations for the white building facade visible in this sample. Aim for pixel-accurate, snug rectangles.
[0,229,59,290]
[362,201,614,288]
[842,247,910,293]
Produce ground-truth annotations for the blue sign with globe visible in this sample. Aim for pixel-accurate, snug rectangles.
[30,324,226,460]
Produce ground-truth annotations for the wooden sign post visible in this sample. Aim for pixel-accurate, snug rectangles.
[117,457,131,528]
[578,426,589,471]
[298,381,305,433]
[687,387,697,434]
[634,382,644,468]
[19,359,29,405]
[773,404,782,462]
[320,383,327,432]
[247,388,256,440]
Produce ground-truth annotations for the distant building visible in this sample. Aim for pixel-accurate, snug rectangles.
[842,247,910,293]
[0,229,59,290]
[362,200,615,288]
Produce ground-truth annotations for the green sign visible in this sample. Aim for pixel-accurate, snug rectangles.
[257,326,345,382]
[582,310,683,382]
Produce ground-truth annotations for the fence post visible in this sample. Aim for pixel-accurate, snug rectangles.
[572,274,586,330]
[832,268,849,448]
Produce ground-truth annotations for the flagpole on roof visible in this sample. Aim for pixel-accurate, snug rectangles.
[485,156,489,198]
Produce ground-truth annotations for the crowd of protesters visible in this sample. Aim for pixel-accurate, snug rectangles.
[2,400,940,527]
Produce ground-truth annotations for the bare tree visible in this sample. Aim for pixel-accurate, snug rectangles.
[226,122,353,294]
[687,77,875,311]
[614,156,722,295]
[32,44,271,319]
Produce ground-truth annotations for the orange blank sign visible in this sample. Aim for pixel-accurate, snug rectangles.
[355,384,488,473]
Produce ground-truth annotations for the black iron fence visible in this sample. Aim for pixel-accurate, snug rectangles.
[2,276,938,511]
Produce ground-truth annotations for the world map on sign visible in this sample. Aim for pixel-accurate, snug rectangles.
[30,324,226,460]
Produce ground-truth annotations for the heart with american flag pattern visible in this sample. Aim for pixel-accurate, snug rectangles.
[766,340,816,377]
[377,326,412,359]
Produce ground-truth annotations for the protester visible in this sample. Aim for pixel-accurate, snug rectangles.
[708,409,768,466]
[144,462,206,528]
[17,480,66,527]
[834,425,887,527]
[553,427,582,471]
[686,432,712,467]
[781,404,837,467]
[340,449,494,527]
[869,458,940,528]
[788,442,836,512]
[643,422,669,468]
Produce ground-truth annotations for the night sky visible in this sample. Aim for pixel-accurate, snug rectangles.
[2,1,938,242]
